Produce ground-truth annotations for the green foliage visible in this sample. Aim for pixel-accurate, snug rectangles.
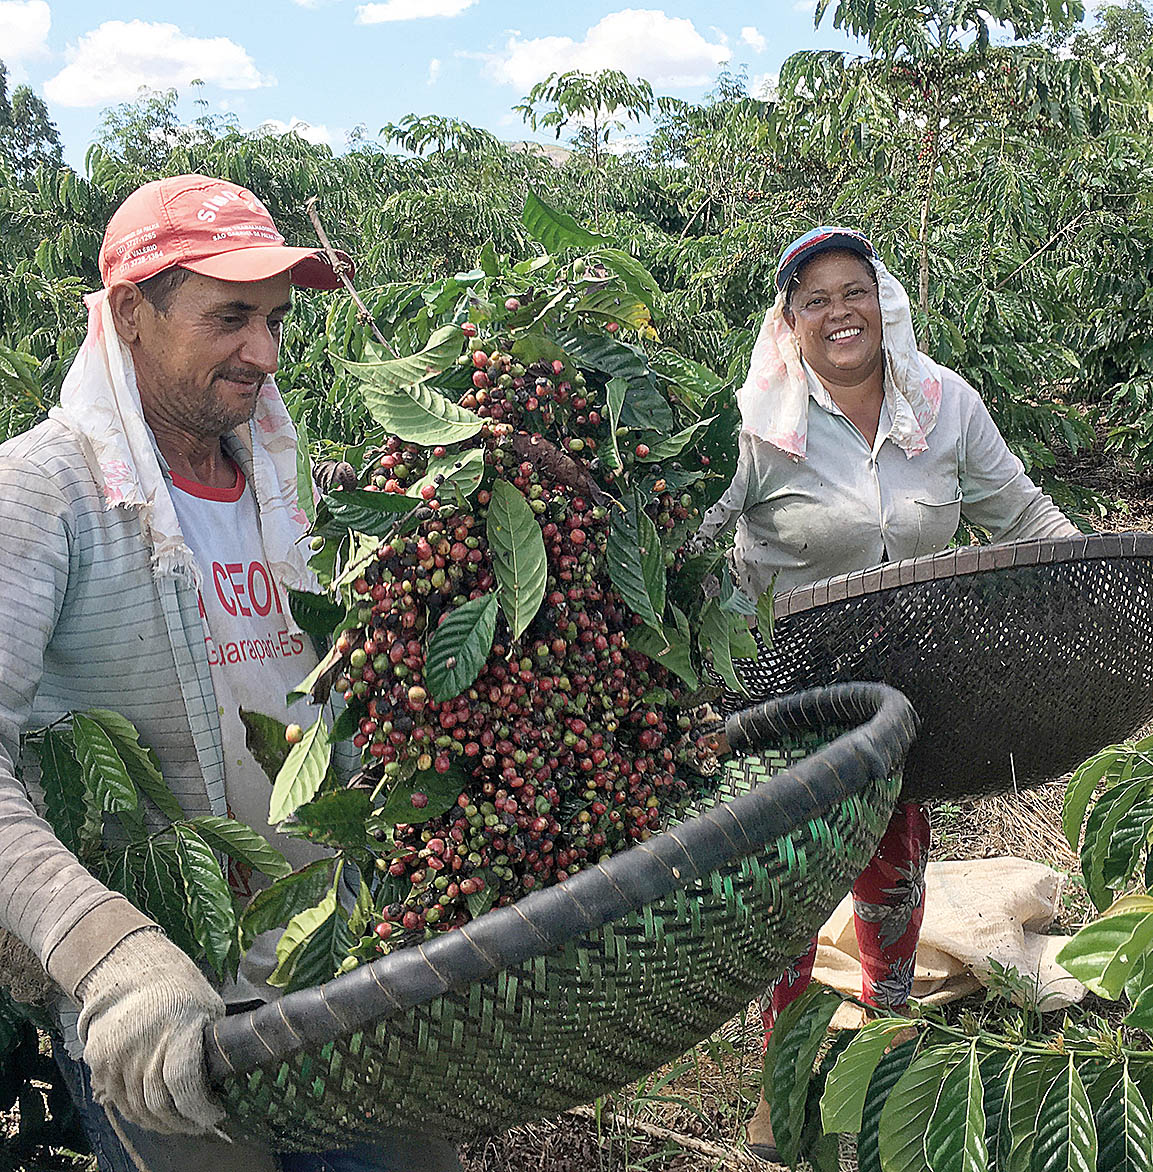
[20,710,289,979]
[925,1043,989,1172]
[333,324,463,392]
[84,707,185,822]
[486,479,547,640]
[287,789,375,852]
[1032,1058,1097,1172]
[1095,1061,1153,1172]
[318,488,419,536]
[71,712,139,819]
[516,69,654,167]
[773,726,1153,1172]
[239,857,334,949]
[879,1045,965,1172]
[189,815,292,880]
[858,1038,921,1172]
[606,489,667,630]
[1063,735,1153,910]
[268,714,332,823]
[771,986,1152,1172]
[374,761,465,827]
[268,877,355,992]
[172,824,238,978]
[820,1017,913,1134]
[34,727,95,859]
[409,448,485,502]
[359,377,484,445]
[522,190,610,252]
[764,986,842,1165]
[0,61,62,179]
[425,592,499,702]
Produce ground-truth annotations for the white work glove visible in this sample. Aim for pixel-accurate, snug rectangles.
[77,927,227,1136]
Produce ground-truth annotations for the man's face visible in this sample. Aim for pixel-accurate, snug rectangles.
[130,270,293,439]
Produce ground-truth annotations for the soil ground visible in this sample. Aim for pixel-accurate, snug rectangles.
[6,447,1148,1171]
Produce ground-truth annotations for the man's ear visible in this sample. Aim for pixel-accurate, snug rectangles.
[783,303,796,330]
[106,282,147,345]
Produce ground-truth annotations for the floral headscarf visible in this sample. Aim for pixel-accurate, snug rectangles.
[52,288,316,593]
[737,226,942,459]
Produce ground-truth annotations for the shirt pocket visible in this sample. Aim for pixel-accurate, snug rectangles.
[913,490,963,558]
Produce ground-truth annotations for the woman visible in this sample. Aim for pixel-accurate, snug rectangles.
[694,227,1078,1161]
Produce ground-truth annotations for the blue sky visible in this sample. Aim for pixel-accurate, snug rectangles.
[1,0,866,166]
[2,0,1110,168]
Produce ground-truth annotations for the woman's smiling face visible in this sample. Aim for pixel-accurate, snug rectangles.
[784,250,883,389]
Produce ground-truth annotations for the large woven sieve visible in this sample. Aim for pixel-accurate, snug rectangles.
[730,533,1153,802]
[205,683,915,1149]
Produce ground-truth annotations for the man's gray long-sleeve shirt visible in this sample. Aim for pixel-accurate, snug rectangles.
[0,416,234,995]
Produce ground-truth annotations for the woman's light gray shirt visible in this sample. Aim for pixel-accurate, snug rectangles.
[697,357,1078,598]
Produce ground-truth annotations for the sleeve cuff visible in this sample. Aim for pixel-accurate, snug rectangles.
[44,897,156,998]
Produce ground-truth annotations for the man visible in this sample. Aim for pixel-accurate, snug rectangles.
[0,175,460,1172]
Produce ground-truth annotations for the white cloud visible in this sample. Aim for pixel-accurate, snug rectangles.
[44,20,272,108]
[0,0,50,61]
[740,26,766,53]
[356,0,476,23]
[479,9,731,89]
[793,0,817,11]
[259,116,334,147]
[428,57,441,84]
[749,71,778,99]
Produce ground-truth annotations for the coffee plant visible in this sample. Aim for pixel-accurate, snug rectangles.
[223,191,762,990]
[766,732,1153,1172]
[1,194,750,1026]
[21,708,290,979]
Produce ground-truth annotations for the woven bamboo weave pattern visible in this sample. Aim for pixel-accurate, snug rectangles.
[206,684,915,1148]
[729,534,1153,802]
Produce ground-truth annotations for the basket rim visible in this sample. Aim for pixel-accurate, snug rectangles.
[206,682,916,1081]
[773,532,1153,620]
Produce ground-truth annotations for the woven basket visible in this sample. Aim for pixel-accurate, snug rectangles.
[205,683,916,1149]
[731,533,1153,802]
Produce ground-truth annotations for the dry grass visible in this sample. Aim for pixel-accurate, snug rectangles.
[461,1009,770,1172]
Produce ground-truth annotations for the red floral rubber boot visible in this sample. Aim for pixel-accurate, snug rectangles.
[852,802,930,1013]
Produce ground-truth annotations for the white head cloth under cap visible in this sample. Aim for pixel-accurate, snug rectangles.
[51,288,316,592]
[737,237,942,459]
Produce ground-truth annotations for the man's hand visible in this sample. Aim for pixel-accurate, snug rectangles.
[312,459,357,494]
[77,928,226,1135]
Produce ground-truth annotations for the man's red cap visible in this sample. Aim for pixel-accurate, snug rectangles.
[99,173,352,290]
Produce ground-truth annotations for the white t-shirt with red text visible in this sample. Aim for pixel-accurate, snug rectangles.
[169,460,327,882]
